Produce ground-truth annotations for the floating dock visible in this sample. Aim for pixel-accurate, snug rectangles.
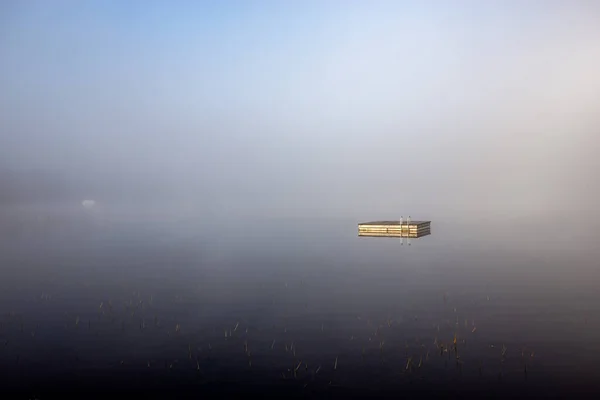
[358,220,431,238]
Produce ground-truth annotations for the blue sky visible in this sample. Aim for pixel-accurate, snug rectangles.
[1,1,599,218]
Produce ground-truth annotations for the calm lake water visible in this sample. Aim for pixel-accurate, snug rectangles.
[1,207,599,397]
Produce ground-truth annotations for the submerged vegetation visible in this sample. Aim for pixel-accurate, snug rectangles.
[0,279,542,395]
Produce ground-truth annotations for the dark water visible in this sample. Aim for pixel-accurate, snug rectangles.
[1,207,600,398]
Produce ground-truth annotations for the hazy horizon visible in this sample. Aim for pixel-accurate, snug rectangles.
[2,1,600,221]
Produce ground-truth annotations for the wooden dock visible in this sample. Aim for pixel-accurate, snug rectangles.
[358,220,431,238]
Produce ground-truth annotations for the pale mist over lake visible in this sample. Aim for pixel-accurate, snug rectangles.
[1,1,600,398]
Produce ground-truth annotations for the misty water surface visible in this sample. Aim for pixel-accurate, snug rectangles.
[1,205,599,395]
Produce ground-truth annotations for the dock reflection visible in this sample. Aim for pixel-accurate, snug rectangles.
[357,229,431,238]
